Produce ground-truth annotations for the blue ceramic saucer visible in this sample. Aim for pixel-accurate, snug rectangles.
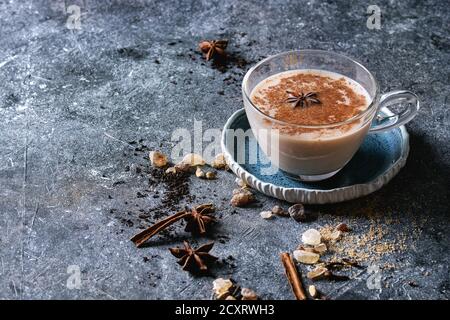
[221,109,409,204]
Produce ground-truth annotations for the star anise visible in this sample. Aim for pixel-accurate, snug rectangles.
[285,91,321,108]
[184,203,216,234]
[198,40,228,61]
[169,241,218,273]
[130,203,217,247]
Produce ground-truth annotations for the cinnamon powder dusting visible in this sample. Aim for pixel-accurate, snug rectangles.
[251,70,370,126]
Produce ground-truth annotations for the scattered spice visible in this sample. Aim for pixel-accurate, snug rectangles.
[196,167,217,180]
[260,211,273,219]
[302,229,322,246]
[285,91,321,108]
[336,223,350,232]
[199,40,228,61]
[120,134,422,299]
[307,266,329,280]
[180,153,206,166]
[211,153,228,170]
[230,188,255,207]
[130,203,216,247]
[241,288,259,300]
[293,249,320,265]
[296,245,317,253]
[291,225,361,283]
[112,180,125,187]
[149,150,168,167]
[280,252,307,300]
[323,258,364,270]
[313,243,327,254]
[196,166,206,178]
[272,205,288,217]
[212,278,259,300]
[213,278,235,300]
[308,285,318,298]
[174,162,191,172]
[165,167,177,174]
[152,167,191,211]
[320,225,345,244]
[169,241,218,273]
[330,230,342,241]
[111,139,193,232]
[235,178,248,188]
[205,171,216,180]
[306,266,350,281]
[288,203,308,222]
[317,222,408,264]
[319,268,350,281]
[212,278,234,299]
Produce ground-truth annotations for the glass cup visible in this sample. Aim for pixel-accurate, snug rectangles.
[242,50,420,181]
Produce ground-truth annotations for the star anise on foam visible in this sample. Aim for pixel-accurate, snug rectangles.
[130,203,217,248]
[285,90,321,108]
[169,241,218,273]
[198,40,228,61]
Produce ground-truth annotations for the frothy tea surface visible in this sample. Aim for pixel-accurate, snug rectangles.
[250,70,371,126]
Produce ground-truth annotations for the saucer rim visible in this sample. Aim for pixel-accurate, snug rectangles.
[221,108,409,204]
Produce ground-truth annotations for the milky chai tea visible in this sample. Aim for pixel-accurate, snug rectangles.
[247,69,372,178]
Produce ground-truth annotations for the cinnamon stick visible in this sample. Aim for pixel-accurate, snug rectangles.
[280,252,307,300]
[131,210,189,247]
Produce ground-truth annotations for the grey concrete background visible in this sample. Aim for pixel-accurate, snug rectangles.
[0,0,448,300]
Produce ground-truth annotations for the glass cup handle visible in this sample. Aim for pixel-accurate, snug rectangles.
[369,90,420,133]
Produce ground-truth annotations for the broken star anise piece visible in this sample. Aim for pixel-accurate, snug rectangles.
[199,40,228,61]
[286,91,321,108]
[130,203,217,247]
[169,241,218,273]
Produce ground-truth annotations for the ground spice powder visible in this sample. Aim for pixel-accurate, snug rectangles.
[251,71,368,126]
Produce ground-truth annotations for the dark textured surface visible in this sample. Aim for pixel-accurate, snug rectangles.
[0,0,448,300]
